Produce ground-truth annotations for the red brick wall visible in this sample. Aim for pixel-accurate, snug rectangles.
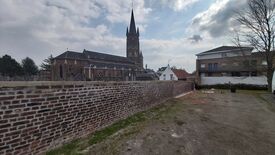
[0,81,193,155]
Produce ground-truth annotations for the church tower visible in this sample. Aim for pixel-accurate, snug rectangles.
[126,9,143,69]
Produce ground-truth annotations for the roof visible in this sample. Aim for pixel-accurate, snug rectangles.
[55,51,86,60]
[54,50,135,64]
[83,50,134,64]
[172,69,190,79]
[197,46,254,56]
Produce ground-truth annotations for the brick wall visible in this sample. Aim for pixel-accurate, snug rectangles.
[0,81,193,155]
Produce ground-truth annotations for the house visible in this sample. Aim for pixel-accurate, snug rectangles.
[159,65,190,81]
[51,9,143,81]
[196,46,275,86]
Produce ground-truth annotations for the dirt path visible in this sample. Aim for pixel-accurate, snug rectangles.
[87,91,275,155]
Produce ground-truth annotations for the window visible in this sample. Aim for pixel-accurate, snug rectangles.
[200,64,205,68]
[170,74,173,80]
[59,65,63,79]
[213,63,218,70]
[262,60,267,65]
[208,63,213,71]
[163,74,166,80]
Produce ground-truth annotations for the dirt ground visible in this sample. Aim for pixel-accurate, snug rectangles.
[86,90,275,155]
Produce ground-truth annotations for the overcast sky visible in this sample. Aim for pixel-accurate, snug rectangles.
[0,0,247,72]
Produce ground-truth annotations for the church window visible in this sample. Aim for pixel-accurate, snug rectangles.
[59,65,63,79]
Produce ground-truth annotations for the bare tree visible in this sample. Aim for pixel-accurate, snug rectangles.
[235,0,275,92]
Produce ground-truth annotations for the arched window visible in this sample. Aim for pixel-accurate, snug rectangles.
[59,65,63,79]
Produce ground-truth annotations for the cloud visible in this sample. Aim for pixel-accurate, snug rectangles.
[190,0,247,38]
[149,0,200,11]
[0,0,234,73]
[0,0,152,66]
[188,35,203,43]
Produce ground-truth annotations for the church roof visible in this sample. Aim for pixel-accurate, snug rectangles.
[55,51,86,60]
[83,50,134,64]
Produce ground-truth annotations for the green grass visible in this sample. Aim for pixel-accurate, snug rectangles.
[88,112,146,145]
[46,99,183,155]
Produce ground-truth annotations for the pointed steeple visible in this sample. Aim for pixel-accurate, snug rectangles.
[137,27,139,36]
[126,27,129,36]
[129,9,136,34]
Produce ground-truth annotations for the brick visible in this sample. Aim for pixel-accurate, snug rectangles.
[3,114,18,119]
[27,102,41,106]
[26,94,40,98]
[0,124,11,128]
[9,104,25,109]
[21,111,36,116]
[30,98,45,102]
[13,120,29,126]
[47,97,59,101]
[0,96,14,101]
[38,109,50,113]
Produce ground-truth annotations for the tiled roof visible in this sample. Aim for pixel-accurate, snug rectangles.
[172,69,190,79]
[83,50,134,64]
[197,46,253,56]
[55,51,86,60]
[54,50,135,64]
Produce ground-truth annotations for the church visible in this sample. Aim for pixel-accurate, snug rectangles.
[51,10,144,81]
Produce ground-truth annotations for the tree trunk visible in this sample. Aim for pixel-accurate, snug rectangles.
[267,66,274,92]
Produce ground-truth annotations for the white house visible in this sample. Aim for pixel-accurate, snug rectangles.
[159,65,190,81]
[159,65,177,81]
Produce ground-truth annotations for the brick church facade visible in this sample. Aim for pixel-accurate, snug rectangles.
[51,10,144,81]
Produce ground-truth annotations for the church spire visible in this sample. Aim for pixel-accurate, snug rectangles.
[129,9,136,34]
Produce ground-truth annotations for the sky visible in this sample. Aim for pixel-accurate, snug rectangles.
[0,0,248,72]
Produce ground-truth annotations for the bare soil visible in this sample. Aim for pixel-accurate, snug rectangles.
[86,90,275,155]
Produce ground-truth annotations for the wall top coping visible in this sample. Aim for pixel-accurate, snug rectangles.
[0,81,192,88]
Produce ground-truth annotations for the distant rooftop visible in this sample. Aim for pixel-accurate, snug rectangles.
[172,69,190,79]
[197,46,254,56]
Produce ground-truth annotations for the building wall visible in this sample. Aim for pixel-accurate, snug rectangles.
[0,81,193,155]
[51,59,88,81]
[159,66,178,81]
[201,76,267,85]
[51,59,137,81]
[196,53,271,85]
